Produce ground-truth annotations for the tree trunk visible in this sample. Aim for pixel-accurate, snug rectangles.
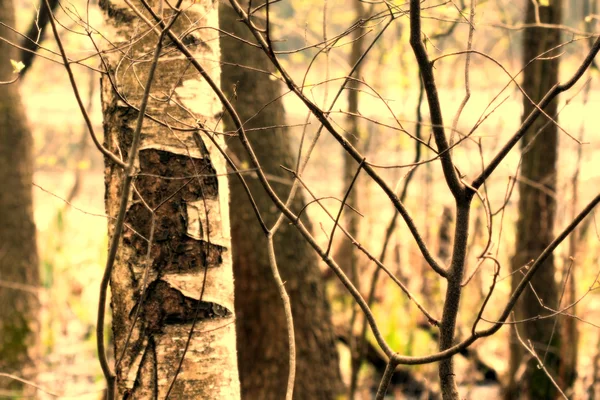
[100,1,240,397]
[345,4,367,397]
[0,0,40,393]
[219,4,343,399]
[557,2,594,392]
[507,1,562,399]
[341,0,365,291]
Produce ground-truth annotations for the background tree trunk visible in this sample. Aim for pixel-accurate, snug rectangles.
[100,1,240,397]
[220,4,343,399]
[340,0,365,291]
[0,0,40,393]
[18,0,59,76]
[556,1,596,392]
[507,1,562,399]
[345,3,367,397]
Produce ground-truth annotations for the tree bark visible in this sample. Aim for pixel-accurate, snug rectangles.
[100,1,240,397]
[219,4,343,399]
[507,1,562,399]
[0,0,40,393]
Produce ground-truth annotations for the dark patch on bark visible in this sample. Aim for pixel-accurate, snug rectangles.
[142,280,231,333]
[122,149,223,273]
[118,147,228,332]
[124,200,224,273]
[137,149,218,199]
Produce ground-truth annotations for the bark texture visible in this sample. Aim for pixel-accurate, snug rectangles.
[100,1,240,398]
[507,1,562,399]
[220,4,343,399]
[0,0,40,393]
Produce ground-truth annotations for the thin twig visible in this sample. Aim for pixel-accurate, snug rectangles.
[267,235,296,400]
[326,158,365,256]
[227,0,446,277]
[449,0,476,147]
[43,0,125,168]
[514,322,569,399]
[472,36,600,189]
[96,12,176,397]
[409,0,464,198]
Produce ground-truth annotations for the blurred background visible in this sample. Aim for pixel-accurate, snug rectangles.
[3,0,600,398]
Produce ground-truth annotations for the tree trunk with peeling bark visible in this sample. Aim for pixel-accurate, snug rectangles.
[219,4,343,399]
[0,0,40,393]
[506,1,562,399]
[100,0,240,397]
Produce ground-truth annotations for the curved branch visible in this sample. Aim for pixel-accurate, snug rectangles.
[227,0,446,278]
[472,36,600,189]
[409,0,464,199]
